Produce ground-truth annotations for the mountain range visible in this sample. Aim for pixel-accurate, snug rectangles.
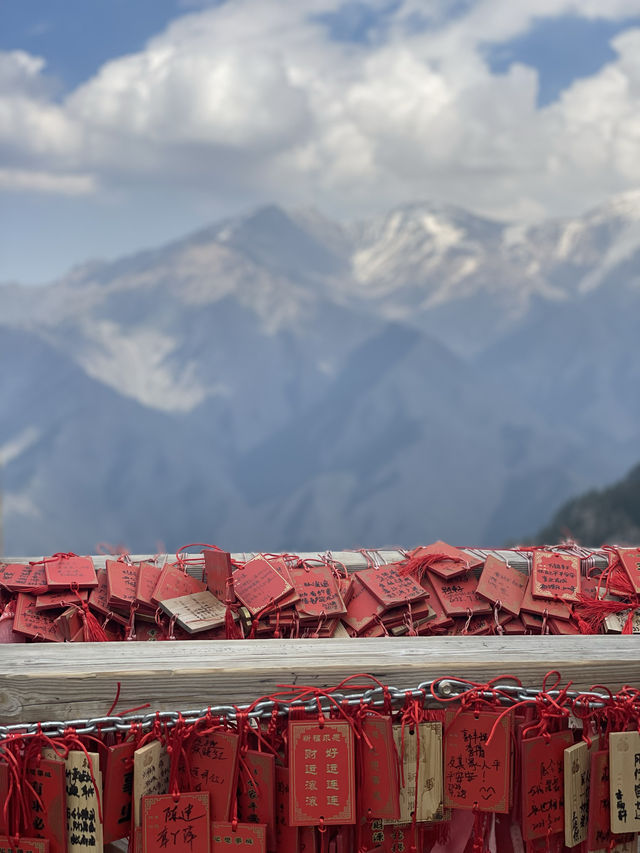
[2,190,640,555]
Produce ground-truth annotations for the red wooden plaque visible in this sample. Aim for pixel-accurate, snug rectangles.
[141,792,210,853]
[531,551,580,603]
[521,730,573,841]
[232,558,294,616]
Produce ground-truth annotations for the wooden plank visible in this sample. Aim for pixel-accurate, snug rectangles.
[0,636,638,725]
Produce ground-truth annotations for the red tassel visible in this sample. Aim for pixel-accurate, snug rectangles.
[79,602,109,642]
[471,810,488,853]
[225,603,243,639]
[398,550,465,579]
[622,608,636,634]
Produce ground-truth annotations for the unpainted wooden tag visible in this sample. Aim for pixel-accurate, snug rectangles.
[133,741,170,828]
[564,736,598,847]
[609,731,640,833]
[159,590,229,633]
[385,722,443,824]
[64,750,103,853]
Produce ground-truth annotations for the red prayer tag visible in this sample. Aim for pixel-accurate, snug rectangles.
[587,748,619,852]
[531,551,580,603]
[475,556,528,615]
[358,716,400,820]
[87,571,128,625]
[237,750,276,850]
[211,822,266,851]
[26,757,67,853]
[13,594,65,642]
[0,562,46,592]
[44,555,97,589]
[135,563,162,611]
[290,566,347,618]
[151,564,206,605]
[411,541,475,579]
[0,763,7,833]
[357,566,426,608]
[185,730,239,821]
[289,719,356,826]
[106,560,140,610]
[275,766,298,850]
[444,710,512,813]
[299,826,317,852]
[0,613,26,643]
[203,551,235,603]
[103,741,135,844]
[616,547,640,594]
[427,570,491,617]
[232,558,294,616]
[34,589,88,612]
[343,577,385,634]
[521,730,573,841]
[142,792,210,853]
[0,839,49,853]
[520,578,571,621]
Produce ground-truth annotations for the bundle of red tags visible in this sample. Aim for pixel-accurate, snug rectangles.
[1,673,639,852]
[0,541,639,642]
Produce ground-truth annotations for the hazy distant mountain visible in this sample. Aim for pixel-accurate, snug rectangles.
[536,461,640,546]
[2,191,640,554]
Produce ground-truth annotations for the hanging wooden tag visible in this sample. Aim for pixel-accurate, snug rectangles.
[0,839,49,853]
[135,563,162,612]
[520,578,571,621]
[0,763,8,833]
[275,766,299,850]
[232,558,294,616]
[588,747,616,852]
[609,731,640,833]
[444,710,511,813]
[0,562,46,592]
[475,556,528,615]
[343,577,385,635]
[358,716,400,820]
[427,570,491,617]
[13,594,65,642]
[564,736,598,847]
[159,591,229,633]
[290,566,347,619]
[531,551,580,603]
[521,729,573,841]
[385,722,443,825]
[288,719,356,826]
[616,547,640,594]
[87,571,128,625]
[186,730,240,822]
[357,566,426,609]
[211,822,266,851]
[64,750,103,852]
[26,756,67,853]
[141,792,210,853]
[409,541,476,579]
[133,741,170,827]
[237,750,276,850]
[151,564,206,606]
[44,555,97,590]
[204,551,235,603]
[34,589,88,612]
[106,560,140,610]
[102,741,135,844]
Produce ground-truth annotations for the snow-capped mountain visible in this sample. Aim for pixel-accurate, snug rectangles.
[2,191,640,554]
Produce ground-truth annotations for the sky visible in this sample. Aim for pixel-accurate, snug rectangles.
[2,0,640,283]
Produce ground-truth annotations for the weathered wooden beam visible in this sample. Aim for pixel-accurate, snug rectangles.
[0,636,638,725]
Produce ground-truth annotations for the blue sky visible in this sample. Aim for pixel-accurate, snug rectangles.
[2,0,640,283]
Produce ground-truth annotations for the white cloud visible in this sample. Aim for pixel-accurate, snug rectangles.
[2,1,640,215]
[0,168,97,195]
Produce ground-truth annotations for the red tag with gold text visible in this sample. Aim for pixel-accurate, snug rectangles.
[290,565,347,619]
[211,822,266,852]
[475,556,528,615]
[289,719,356,826]
[185,730,239,822]
[232,558,294,616]
[427,570,491,617]
[444,710,512,813]
[521,730,573,841]
[13,594,65,642]
[358,716,400,820]
[103,742,135,844]
[44,555,97,589]
[358,565,426,608]
[237,750,276,850]
[151,564,206,605]
[26,757,67,853]
[141,792,210,853]
[531,551,580,603]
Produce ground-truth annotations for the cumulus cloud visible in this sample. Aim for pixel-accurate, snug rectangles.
[1,0,640,218]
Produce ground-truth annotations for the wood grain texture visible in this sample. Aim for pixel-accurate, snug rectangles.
[0,636,638,724]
